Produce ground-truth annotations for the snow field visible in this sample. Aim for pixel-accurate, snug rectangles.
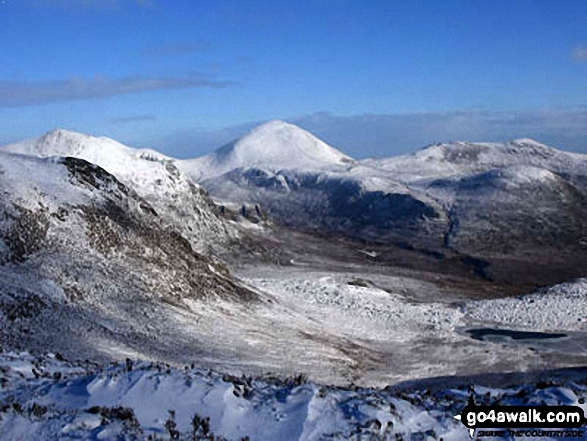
[465,279,587,332]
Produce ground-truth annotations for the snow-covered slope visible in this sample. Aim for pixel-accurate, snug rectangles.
[3,127,587,439]
[2,129,232,254]
[423,162,587,263]
[465,278,587,332]
[1,351,586,441]
[1,148,587,405]
[177,121,445,248]
[0,151,261,368]
[1,129,179,198]
[179,120,355,181]
[203,165,446,248]
[3,128,172,172]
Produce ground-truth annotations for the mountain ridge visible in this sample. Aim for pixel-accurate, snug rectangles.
[2,124,587,395]
[1,128,234,255]
[3,123,587,263]
[5,125,585,175]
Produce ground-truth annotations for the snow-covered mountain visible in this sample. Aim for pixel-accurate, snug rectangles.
[2,129,233,254]
[202,165,446,249]
[4,125,587,279]
[428,164,587,271]
[0,151,266,366]
[178,121,448,249]
[177,125,587,272]
[3,128,172,170]
[178,120,355,181]
[2,150,554,388]
[364,138,587,183]
[0,128,587,439]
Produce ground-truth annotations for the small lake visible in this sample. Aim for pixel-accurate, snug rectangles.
[467,328,567,341]
[462,327,587,355]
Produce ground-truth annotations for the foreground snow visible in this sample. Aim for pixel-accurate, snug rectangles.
[1,351,586,441]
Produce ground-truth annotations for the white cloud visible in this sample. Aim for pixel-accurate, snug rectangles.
[571,46,587,62]
[0,75,232,107]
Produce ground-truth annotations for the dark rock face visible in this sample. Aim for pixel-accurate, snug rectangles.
[1,205,49,263]
[63,156,130,195]
[439,170,587,256]
[0,291,45,322]
[442,144,488,163]
[240,168,291,191]
[329,188,437,228]
[67,158,259,303]
[210,169,445,248]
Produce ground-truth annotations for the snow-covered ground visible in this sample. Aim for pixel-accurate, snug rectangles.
[0,141,585,390]
[465,279,587,332]
[5,123,587,260]
[227,267,587,385]
[364,138,587,184]
[243,272,463,340]
[1,351,586,441]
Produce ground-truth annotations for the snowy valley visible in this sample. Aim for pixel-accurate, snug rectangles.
[1,122,587,440]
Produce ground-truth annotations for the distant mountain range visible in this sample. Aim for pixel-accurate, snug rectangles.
[178,122,587,273]
[5,121,587,267]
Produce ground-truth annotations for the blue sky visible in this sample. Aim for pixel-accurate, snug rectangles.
[0,0,586,157]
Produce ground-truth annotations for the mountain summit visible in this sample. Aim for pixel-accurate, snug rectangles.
[362,138,587,183]
[1,129,231,254]
[3,129,171,168]
[180,120,354,181]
